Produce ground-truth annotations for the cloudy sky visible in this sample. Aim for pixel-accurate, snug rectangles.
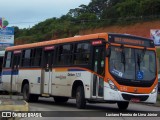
[0,0,90,28]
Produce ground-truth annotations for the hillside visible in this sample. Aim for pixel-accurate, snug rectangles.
[15,20,160,45]
[14,0,160,45]
[79,20,160,38]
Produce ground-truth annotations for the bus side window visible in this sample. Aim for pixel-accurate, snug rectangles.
[57,44,73,65]
[57,46,62,65]
[74,43,90,65]
[31,48,42,67]
[4,52,12,68]
[21,49,31,67]
[30,49,35,66]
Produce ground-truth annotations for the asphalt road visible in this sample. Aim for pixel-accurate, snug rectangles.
[20,97,160,120]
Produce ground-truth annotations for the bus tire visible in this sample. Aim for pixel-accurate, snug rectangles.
[22,84,30,102]
[76,86,86,109]
[54,96,69,103]
[117,101,129,110]
[22,84,39,102]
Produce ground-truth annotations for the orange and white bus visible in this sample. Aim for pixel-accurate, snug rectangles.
[1,33,158,109]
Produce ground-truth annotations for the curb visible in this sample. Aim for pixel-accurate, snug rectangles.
[0,98,29,120]
[0,99,29,111]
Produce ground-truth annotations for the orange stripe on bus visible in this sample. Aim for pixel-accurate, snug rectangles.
[6,33,108,51]
[54,68,68,72]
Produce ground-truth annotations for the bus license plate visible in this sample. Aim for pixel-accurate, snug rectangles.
[131,98,140,103]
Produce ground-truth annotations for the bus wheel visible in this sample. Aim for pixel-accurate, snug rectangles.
[117,101,129,110]
[54,96,69,103]
[22,84,30,102]
[22,84,39,102]
[76,86,86,109]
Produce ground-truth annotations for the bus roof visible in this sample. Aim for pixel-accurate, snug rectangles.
[6,33,154,51]
[6,33,108,51]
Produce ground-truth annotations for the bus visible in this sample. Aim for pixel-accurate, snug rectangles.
[1,33,158,109]
[0,51,5,89]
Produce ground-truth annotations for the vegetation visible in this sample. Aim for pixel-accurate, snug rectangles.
[14,0,160,44]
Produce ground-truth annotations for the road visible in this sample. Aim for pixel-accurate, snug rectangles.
[21,97,160,120]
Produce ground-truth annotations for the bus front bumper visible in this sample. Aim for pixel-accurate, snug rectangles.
[103,82,157,103]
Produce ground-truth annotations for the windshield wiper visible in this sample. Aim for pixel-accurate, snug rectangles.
[137,54,141,71]
[137,47,146,71]
[121,45,126,72]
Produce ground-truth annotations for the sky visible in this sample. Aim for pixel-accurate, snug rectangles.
[0,0,91,29]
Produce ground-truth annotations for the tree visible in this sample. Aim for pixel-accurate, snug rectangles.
[139,0,160,16]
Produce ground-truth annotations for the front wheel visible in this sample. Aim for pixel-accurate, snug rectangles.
[76,86,86,109]
[117,101,129,110]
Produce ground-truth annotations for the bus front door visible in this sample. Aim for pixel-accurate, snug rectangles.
[42,49,54,95]
[11,53,21,92]
[92,46,105,98]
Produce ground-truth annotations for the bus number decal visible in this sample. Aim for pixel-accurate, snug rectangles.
[76,73,81,77]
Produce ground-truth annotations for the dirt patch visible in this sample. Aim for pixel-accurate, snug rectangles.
[79,20,160,38]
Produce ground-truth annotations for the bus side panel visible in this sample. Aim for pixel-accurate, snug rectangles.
[17,69,41,94]
[70,71,92,99]
[79,72,92,99]
[104,82,123,101]
[1,72,11,92]
[51,69,71,97]
[51,69,92,98]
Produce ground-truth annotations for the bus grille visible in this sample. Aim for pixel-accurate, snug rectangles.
[121,93,149,101]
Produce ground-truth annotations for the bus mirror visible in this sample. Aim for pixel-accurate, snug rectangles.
[106,47,111,57]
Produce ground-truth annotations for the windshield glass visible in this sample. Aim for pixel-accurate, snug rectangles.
[109,46,156,81]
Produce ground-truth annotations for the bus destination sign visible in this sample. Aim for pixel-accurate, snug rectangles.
[109,36,154,47]
[114,37,144,45]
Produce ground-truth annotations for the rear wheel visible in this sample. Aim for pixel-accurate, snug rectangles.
[76,86,86,109]
[117,101,129,110]
[54,96,69,103]
[22,84,39,102]
[22,84,30,102]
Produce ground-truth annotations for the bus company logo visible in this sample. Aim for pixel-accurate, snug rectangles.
[0,17,9,29]
[2,112,12,117]
[1,112,42,118]
[68,73,75,76]
[56,75,66,80]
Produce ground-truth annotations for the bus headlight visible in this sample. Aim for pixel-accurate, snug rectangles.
[151,85,157,94]
[108,80,118,91]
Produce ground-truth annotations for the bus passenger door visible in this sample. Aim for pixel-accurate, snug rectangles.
[92,45,105,98]
[42,47,54,95]
[11,52,21,92]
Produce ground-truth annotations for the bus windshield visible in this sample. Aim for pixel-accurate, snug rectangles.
[109,46,156,81]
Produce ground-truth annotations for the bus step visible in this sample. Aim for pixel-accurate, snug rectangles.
[41,93,50,97]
